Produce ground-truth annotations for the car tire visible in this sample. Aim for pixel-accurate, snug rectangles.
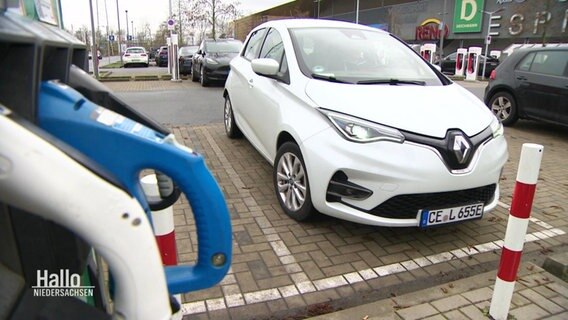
[145,63,149,68]
[200,67,209,87]
[489,91,518,126]
[191,66,199,82]
[224,95,242,139]
[273,142,315,221]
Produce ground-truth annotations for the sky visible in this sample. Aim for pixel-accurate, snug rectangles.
[60,0,293,34]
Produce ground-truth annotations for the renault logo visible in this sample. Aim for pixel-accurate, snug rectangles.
[451,133,471,164]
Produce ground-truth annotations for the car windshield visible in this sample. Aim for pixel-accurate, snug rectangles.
[179,46,198,55]
[205,41,242,53]
[126,48,145,53]
[289,27,442,85]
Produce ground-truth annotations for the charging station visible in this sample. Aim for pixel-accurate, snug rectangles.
[420,43,436,64]
[466,47,482,81]
[0,1,231,318]
[455,48,467,76]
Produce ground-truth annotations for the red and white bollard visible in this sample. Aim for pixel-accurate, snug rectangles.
[490,143,544,320]
[141,174,178,266]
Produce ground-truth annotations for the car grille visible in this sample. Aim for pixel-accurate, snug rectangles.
[365,184,497,219]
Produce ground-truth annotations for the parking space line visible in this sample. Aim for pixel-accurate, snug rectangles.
[181,127,565,316]
[181,217,565,315]
[198,128,312,307]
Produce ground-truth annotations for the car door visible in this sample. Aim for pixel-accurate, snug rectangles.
[515,50,568,124]
[228,28,267,153]
[247,27,290,161]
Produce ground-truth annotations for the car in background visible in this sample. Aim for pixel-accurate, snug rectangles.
[155,46,168,67]
[223,19,508,227]
[439,52,500,77]
[484,47,568,127]
[192,39,243,86]
[122,47,149,68]
[179,45,199,75]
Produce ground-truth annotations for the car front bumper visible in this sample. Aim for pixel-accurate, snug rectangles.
[203,65,230,81]
[301,127,508,227]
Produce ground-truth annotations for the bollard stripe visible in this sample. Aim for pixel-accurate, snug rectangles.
[509,182,536,219]
[503,216,529,252]
[156,231,177,266]
[497,247,522,282]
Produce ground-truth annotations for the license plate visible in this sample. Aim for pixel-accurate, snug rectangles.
[419,203,484,227]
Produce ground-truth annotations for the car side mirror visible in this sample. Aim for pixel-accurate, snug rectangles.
[251,58,280,77]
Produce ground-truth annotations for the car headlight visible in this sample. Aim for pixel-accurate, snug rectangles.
[205,57,218,64]
[320,110,405,143]
[490,116,504,138]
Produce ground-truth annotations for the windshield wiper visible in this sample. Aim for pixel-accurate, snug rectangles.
[357,79,426,86]
[311,73,350,84]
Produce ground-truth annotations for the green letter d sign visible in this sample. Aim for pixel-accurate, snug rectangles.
[453,0,484,33]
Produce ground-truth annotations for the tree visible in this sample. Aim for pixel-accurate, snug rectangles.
[184,0,241,40]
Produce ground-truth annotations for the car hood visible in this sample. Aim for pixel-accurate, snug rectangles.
[305,80,493,138]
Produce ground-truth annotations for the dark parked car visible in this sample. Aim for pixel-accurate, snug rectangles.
[192,39,243,86]
[439,52,500,77]
[155,46,168,67]
[484,47,568,126]
[178,45,199,75]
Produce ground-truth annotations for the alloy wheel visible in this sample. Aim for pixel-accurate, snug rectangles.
[491,96,512,122]
[276,152,307,211]
[224,98,232,132]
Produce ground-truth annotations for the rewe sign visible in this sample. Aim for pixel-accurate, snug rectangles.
[453,0,485,33]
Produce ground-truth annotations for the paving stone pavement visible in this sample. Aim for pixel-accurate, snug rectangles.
[103,80,568,319]
[168,121,567,320]
[309,262,568,320]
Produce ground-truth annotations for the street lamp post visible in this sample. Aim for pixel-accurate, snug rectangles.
[481,8,504,80]
[125,10,129,44]
[131,20,134,42]
[438,0,447,63]
[116,0,122,63]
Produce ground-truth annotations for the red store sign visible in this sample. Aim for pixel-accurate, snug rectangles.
[416,18,450,40]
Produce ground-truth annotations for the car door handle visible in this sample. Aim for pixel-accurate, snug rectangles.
[516,76,527,81]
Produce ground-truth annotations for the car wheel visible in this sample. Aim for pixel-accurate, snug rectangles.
[224,95,242,139]
[273,142,315,221]
[145,63,149,68]
[191,66,199,82]
[489,91,518,126]
[200,67,209,87]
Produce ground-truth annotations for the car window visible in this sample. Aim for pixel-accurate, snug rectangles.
[260,28,285,64]
[517,52,535,71]
[127,48,144,54]
[243,28,266,61]
[289,27,442,85]
[446,53,456,61]
[259,28,289,82]
[205,40,242,53]
[528,51,568,77]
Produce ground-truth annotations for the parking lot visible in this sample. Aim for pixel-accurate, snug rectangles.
[104,80,568,320]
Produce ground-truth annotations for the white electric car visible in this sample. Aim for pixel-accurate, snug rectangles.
[223,19,508,228]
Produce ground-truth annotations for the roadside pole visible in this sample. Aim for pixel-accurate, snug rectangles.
[490,143,544,320]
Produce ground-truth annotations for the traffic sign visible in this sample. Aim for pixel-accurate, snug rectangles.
[167,19,175,31]
[127,35,133,41]
[109,35,115,42]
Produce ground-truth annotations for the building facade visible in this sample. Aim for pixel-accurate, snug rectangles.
[234,0,568,56]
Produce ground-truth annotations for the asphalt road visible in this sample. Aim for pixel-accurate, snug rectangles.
[110,76,487,127]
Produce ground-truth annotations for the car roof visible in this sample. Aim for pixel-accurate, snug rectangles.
[126,46,145,50]
[254,18,389,34]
